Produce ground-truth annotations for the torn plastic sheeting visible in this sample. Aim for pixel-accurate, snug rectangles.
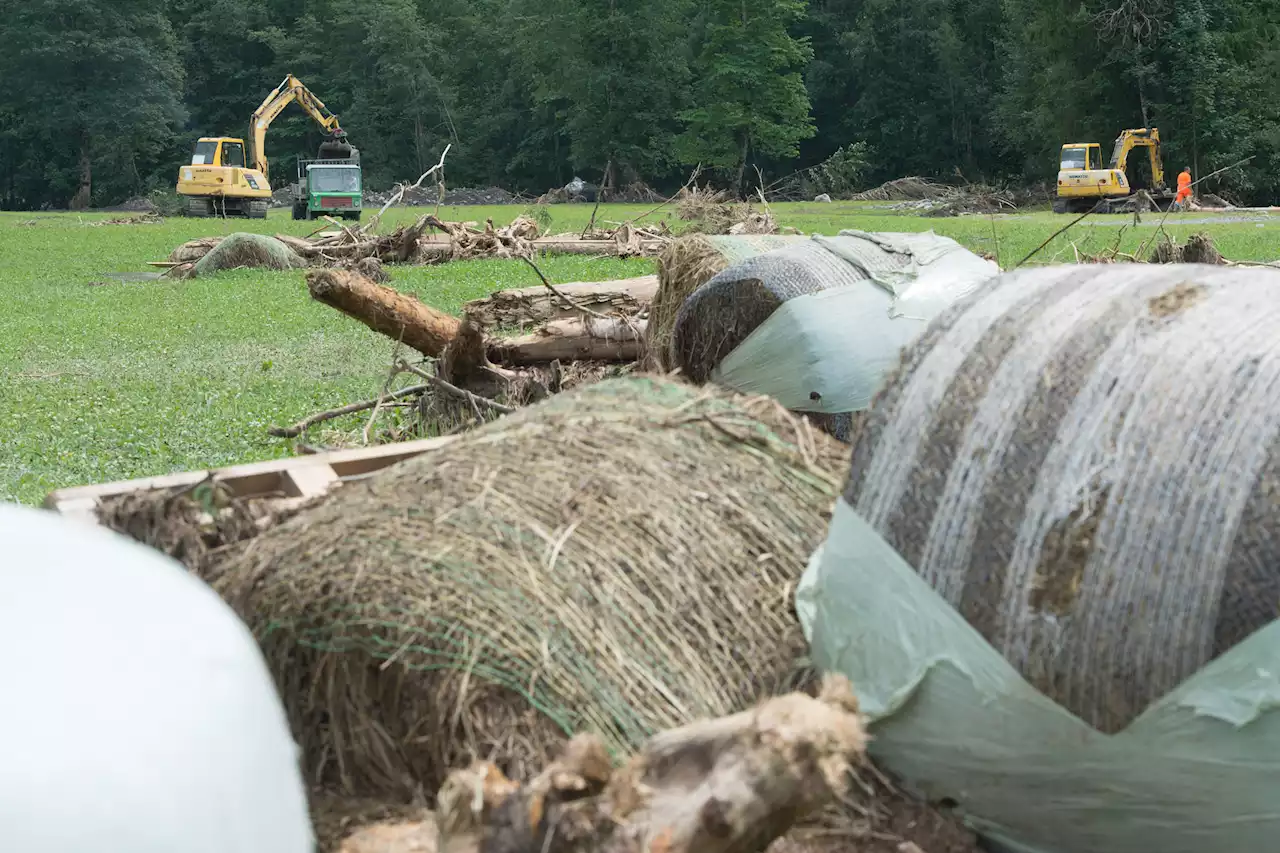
[709,245,996,415]
[796,498,1280,853]
[815,229,987,297]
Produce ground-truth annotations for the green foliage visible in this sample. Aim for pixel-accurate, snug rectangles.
[3,0,1280,207]
[675,0,816,191]
[528,0,695,184]
[0,0,186,209]
[806,142,872,197]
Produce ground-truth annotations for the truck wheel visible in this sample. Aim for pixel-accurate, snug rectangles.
[291,203,306,221]
[1052,198,1069,214]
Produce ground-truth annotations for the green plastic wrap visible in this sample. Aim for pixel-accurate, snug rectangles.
[797,498,1280,853]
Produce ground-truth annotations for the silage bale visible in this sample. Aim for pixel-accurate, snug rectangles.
[671,231,997,441]
[190,232,304,277]
[647,234,805,369]
[209,375,847,800]
[798,263,1280,853]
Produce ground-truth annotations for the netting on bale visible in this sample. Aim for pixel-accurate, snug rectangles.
[670,232,997,441]
[191,232,304,277]
[208,376,847,801]
[647,234,805,369]
[798,263,1280,853]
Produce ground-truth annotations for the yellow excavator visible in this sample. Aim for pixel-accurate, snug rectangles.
[176,74,355,218]
[1054,127,1172,213]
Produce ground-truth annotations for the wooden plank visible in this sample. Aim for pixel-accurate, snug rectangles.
[43,435,459,516]
[281,464,340,499]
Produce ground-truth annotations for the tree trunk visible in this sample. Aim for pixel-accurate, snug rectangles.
[307,269,461,357]
[735,132,751,197]
[488,317,646,365]
[462,276,657,329]
[70,129,91,211]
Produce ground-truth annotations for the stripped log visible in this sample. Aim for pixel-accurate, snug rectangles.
[464,275,658,329]
[488,317,646,365]
[307,269,461,358]
[436,675,867,853]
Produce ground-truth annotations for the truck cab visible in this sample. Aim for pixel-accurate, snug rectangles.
[292,160,362,221]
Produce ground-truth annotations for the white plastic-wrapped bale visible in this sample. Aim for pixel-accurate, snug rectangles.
[797,263,1280,853]
[670,231,998,441]
[0,503,312,853]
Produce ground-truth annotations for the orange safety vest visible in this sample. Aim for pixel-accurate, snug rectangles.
[1177,171,1192,198]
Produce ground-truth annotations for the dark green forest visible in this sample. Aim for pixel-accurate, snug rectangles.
[4,0,1280,209]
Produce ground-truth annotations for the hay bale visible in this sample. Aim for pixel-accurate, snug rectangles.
[191,232,305,277]
[647,234,805,369]
[802,263,1280,852]
[209,376,845,800]
[669,232,997,440]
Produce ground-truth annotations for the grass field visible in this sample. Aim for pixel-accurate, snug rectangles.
[4,200,1280,505]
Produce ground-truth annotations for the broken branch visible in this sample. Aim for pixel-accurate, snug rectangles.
[268,384,429,438]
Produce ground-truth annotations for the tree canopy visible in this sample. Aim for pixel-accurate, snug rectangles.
[2,0,1279,208]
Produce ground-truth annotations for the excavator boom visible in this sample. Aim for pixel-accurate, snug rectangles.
[248,74,343,181]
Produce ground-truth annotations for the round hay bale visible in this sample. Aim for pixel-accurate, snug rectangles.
[675,229,993,381]
[647,234,805,369]
[191,232,304,277]
[210,376,845,800]
[805,262,1280,852]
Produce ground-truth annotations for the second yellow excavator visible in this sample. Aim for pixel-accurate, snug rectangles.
[176,74,357,218]
[1054,127,1172,213]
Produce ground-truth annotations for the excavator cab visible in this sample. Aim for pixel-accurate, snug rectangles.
[189,138,246,169]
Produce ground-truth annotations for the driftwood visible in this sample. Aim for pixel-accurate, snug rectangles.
[489,317,646,365]
[436,675,867,853]
[308,269,461,357]
[463,276,658,328]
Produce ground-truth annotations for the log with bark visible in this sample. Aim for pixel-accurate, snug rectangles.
[307,269,461,358]
[436,675,867,853]
[463,276,658,329]
[488,317,646,365]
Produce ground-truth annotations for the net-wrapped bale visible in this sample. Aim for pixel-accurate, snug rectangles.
[209,376,846,802]
[647,234,805,369]
[671,232,997,441]
[799,263,1280,853]
[191,232,305,277]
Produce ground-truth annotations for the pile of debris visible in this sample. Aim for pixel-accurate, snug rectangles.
[160,213,668,279]
[851,177,952,201]
[99,195,160,214]
[675,186,778,235]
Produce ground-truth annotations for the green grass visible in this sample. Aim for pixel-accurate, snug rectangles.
[3,200,1280,504]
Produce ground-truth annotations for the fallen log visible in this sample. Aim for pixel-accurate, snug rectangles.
[464,275,658,329]
[416,237,665,262]
[437,674,867,853]
[489,316,646,365]
[308,269,461,358]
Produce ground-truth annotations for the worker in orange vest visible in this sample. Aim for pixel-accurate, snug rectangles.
[1175,166,1193,209]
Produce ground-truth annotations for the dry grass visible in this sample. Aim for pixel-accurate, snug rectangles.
[646,235,732,369]
[208,376,846,801]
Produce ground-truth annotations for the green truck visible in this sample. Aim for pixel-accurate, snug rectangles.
[291,156,363,221]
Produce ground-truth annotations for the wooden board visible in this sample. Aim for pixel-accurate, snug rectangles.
[43,436,458,525]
